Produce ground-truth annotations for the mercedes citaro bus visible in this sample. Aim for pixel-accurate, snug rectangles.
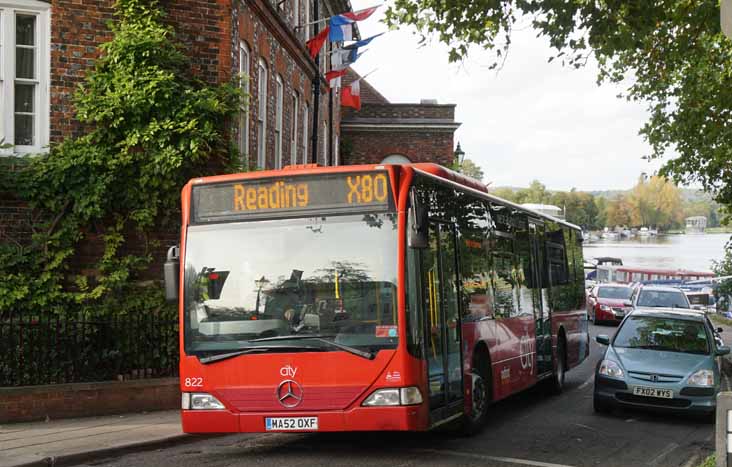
[164,163,588,434]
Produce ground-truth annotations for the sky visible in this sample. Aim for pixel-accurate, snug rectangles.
[347,1,666,192]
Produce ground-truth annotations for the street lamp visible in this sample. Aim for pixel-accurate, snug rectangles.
[454,142,465,168]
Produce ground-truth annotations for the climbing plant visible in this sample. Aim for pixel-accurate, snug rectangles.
[0,0,242,316]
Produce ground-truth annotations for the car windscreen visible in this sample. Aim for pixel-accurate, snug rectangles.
[183,213,398,356]
[636,290,690,309]
[614,316,709,355]
[597,287,632,300]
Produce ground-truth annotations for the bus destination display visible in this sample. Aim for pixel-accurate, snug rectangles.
[192,172,393,222]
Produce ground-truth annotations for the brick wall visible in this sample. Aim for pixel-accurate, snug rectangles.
[0,378,180,423]
[343,103,456,121]
[342,129,455,166]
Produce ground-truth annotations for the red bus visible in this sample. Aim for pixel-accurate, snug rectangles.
[164,163,589,434]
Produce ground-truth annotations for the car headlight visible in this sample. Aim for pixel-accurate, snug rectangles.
[183,392,225,410]
[362,387,423,406]
[598,359,624,379]
[688,369,714,387]
[599,305,611,312]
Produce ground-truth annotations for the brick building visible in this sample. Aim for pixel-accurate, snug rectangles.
[340,69,460,166]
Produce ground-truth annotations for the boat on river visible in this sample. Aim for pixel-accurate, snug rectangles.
[594,265,715,284]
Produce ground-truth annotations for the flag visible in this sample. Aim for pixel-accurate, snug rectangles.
[332,48,364,71]
[326,69,347,88]
[342,32,384,50]
[306,26,330,59]
[342,6,379,22]
[341,80,361,110]
[329,16,353,41]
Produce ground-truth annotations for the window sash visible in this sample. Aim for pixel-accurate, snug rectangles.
[257,60,267,168]
[275,76,283,169]
[290,92,298,165]
[239,42,250,163]
[302,104,309,164]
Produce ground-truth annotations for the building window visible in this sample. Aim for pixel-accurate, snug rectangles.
[302,103,309,164]
[322,121,328,165]
[238,41,250,166]
[303,0,310,40]
[274,74,283,169]
[334,134,339,166]
[257,59,267,168]
[290,91,299,165]
[293,0,299,28]
[1,4,50,154]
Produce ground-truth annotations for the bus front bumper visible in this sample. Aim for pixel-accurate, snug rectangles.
[182,406,426,433]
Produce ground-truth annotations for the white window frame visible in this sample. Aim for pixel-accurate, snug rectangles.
[303,0,310,41]
[0,1,50,155]
[334,133,339,166]
[302,103,308,164]
[293,0,299,29]
[274,74,283,169]
[256,58,267,168]
[290,91,298,165]
[322,121,328,166]
[238,41,250,166]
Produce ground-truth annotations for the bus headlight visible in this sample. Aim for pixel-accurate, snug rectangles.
[362,387,423,406]
[183,392,225,410]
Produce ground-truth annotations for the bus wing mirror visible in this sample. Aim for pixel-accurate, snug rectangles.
[408,188,428,249]
[164,245,180,303]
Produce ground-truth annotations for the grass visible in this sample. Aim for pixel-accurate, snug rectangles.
[696,454,715,467]
[709,313,732,327]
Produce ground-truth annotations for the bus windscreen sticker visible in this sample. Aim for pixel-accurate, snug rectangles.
[192,172,393,222]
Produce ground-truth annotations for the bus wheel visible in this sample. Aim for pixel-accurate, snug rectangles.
[549,337,566,394]
[460,357,490,435]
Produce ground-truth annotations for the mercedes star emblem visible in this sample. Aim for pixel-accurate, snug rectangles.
[276,379,304,408]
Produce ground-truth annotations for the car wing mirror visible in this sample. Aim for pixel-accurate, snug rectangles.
[164,245,180,303]
[717,327,724,333]
[595,334,610,345]
[716,345,731,356]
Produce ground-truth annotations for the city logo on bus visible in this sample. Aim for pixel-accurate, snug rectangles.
[280,365,298,378]
[519,335,533,370]
[276,380,304,408]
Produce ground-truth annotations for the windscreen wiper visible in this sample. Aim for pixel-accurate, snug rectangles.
[250,334,375,360]
[198,345,322,364]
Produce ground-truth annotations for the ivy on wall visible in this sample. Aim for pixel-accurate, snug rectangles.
[0,0,243,316]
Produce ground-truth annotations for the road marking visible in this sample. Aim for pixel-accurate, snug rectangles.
[681,454,700,467]
[411,448,576,467]
[578,374,594,390]
[646,442,679,466]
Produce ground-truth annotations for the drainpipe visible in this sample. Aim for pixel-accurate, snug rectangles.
[310,0,320,164]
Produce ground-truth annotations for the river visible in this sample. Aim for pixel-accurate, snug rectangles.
[582,233,731,272]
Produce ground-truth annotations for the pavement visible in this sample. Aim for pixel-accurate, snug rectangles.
[0,410,197,467]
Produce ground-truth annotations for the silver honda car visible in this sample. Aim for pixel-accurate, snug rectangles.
[593,309,729,418]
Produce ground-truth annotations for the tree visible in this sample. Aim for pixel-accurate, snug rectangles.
[385,1,732,217]
[605,195,634,227]
[628,176,683,229]
[456,158,485,181]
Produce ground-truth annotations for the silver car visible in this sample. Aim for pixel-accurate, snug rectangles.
[594,309,730,418]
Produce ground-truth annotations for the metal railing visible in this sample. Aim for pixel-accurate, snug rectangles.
[0,312,179,387]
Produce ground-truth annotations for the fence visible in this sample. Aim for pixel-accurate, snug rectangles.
[0,312,178,387]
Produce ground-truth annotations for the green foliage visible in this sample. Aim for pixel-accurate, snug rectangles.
[385,1,732,222]
[0,0,242,317]
[454,157,485,181]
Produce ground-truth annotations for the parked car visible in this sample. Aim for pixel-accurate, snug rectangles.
[631,285,691,310]
[587,283,634,325]
[593,309,729,419]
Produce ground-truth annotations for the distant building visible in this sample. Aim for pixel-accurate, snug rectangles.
[520,203,565,220]
[685,216,707,234]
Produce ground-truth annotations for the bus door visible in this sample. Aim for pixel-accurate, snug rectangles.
[529,221,552,377]
[423,221,463,423]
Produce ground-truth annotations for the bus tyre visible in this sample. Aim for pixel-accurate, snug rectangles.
[549,337,566,395]
[460,358,491,435]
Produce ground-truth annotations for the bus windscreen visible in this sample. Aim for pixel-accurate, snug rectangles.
[192,171,393,223]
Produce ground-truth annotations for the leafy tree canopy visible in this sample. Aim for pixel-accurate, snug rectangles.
[385,1,732,219]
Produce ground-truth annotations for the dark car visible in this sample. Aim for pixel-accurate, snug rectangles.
[587,284,633,325]
[593,309,729,418]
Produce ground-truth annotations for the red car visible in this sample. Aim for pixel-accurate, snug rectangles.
[587,284,634,325]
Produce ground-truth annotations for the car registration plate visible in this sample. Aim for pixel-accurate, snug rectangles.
[633,386,672,399]
[265,417,318,431]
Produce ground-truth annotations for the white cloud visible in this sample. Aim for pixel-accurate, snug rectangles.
[348,1,666,191]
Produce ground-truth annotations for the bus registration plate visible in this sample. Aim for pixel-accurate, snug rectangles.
[633,386,672,399]
[265,417,319,431]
